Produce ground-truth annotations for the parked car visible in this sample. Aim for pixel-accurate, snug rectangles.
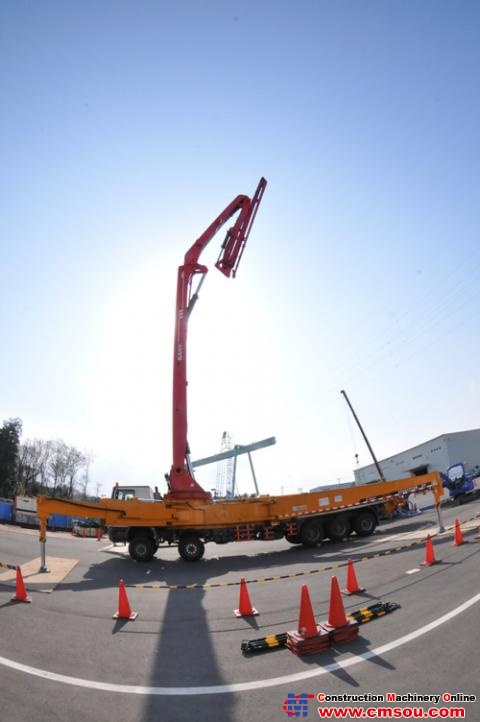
[72,519,103,537]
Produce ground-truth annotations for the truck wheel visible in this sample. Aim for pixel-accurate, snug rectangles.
[129,536,155,562]
[285,534,302,544]
[326,516,351,542]
[178,535,205,562]
[300,519,324,547]
[352,510,377,537]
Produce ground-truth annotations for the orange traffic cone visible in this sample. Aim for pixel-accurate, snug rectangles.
[296,584,319,638]
[422,535,439,566]
[286,584,330,655]
[325,576,348,628]
[113,579,138,620]
[11,566,32,603]
[322,576,359,644]
[234,577,258,617]
[453,518,465,546]
[343,559,365,595]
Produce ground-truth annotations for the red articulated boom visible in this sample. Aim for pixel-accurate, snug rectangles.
[166,177,267,500]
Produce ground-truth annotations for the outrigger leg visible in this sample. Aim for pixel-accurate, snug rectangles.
[39,518,49,573]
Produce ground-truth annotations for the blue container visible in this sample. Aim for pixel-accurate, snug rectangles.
[49,514,73,530]
[0,501,13,521]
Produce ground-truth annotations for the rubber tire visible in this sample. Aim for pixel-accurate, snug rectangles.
[299,519,324,547]
[285,534,302,544]
[178,535,205,562]
[129,536,155,562]
[326,516,351,542]
[352,510,377,537]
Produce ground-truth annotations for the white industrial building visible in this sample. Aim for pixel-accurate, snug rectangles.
[354,429,480,484]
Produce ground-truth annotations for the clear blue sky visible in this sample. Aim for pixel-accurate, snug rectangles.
[1,1,479,496]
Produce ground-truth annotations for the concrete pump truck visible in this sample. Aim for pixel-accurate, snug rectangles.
[37,178,444,563]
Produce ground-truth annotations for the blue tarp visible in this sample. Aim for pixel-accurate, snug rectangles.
[0,501,14,521]
[49,514,73,529]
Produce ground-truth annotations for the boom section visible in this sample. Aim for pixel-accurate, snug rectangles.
[167,177,267,500]
[36,471,443,529]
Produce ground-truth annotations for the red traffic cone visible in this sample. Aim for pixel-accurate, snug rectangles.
[422,535,439,566]
[296,584,319,638]
[234,577,258,617]
[113,579,138,620]
[11,566,32,603]
[453,518,465,546]
[325,576,348,628]
[343,559,365,595]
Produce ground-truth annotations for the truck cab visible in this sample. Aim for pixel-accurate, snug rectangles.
[108,484,161,543]
[111,484,159,501]
[442,463,476,503]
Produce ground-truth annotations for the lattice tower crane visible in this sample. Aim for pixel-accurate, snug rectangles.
[215,431,235,497]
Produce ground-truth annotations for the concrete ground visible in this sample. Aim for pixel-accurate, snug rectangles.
[0,497,479,722]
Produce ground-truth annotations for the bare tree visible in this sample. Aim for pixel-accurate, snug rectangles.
[48,441,88,498]
[17,437,93,499]
[78,453,94,500]
[18,439,52,495]
[48,441,66,496]
[17,444,37,495]
[65,446,86,498]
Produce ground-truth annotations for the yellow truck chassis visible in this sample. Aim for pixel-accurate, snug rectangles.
[37,471,444,562]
